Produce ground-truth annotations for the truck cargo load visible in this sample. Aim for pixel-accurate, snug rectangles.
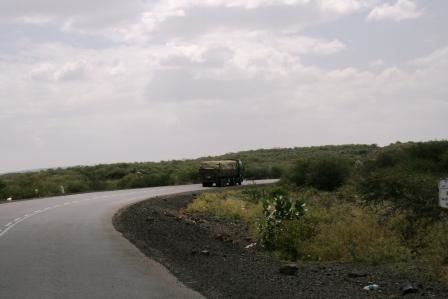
[199,160,244,187]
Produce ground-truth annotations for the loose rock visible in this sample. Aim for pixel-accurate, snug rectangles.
[347,272,368,278]
[363,284,379,291]
[401,282,419,295]
[279,264,299,276]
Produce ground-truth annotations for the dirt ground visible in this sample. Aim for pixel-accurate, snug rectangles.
[113,190,448,299]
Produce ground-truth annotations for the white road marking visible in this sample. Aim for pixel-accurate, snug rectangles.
[0,193,121,240]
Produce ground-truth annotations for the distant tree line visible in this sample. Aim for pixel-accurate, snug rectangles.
[0,144,378,201]
[3,141,448,220]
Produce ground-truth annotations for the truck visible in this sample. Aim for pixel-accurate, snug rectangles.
[199,160,244,187]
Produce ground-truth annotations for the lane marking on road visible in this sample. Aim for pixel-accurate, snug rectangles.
[0,191,150,240]
[1,218,28,239]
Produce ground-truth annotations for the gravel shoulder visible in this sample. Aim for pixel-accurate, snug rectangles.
[113,190,448,299]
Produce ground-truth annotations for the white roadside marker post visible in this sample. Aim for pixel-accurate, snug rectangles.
[439,179,448,209]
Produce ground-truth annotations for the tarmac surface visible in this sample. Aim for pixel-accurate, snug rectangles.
[0,184,209,299]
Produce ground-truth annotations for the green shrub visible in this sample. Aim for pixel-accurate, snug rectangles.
[188,186,445,273]
[303,205,411,264]
[245,166,271,180]
[289,157,352,191]
[0,179,5,199]
[66,180,90,194]
[358,141,448,220]
[259,193,306,250]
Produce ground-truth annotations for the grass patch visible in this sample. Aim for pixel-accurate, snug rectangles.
[187,192,263,223]
[186,186,448,284]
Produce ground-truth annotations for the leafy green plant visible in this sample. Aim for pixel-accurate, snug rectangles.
[259,193,306,250]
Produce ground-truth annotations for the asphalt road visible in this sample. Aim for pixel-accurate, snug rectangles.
[0,180,275,299]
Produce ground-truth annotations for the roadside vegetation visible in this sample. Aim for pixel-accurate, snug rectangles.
[186,141,448,284]
[0,144,376,200]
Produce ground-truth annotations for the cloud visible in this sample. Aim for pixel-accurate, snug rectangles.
[144,30,346,102]
[0,0,446,172]
[319,0,363,14]
[1,40,447,172]
[1,0,375,44]
[367,0,422,22]
[29,61,87,82]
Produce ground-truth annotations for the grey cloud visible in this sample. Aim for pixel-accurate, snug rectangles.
[161,47,234,68]
[202,48,234,67]
[150,4,325,41]
[0,0,147,35]
[145,68,276,102]
[0,0,447,173]
[0,0,143,18]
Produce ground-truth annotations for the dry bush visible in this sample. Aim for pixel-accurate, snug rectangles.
[302,204,410,264]
[187,192,262,223]
[417,221,448,283]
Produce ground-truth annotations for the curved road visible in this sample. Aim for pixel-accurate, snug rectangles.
[0,181,275,298]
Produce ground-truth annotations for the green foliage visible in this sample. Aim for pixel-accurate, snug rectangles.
[187,184,448,283]
[0,179,5,199]
[259,194,306,251]
[358,141,448,219]
[224,144,376,180]
[240,187,266,203]
[289,157,352,191]
[302,202,411,265]
[0,144,376,201]
[419,221,448,281]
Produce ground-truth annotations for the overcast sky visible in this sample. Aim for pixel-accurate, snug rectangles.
[1,0,447,172]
